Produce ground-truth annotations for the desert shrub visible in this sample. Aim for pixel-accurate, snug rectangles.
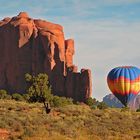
[52,96,73,107]
[90,105,97,110]
[22,94,30,101]
[0,89,11,99]
[0,90,7,99]
[12,93,24,101]
[75,101,81,105]
[85,97,98,109]
[97,102,108,110]
[86,97,94,106]
[136,108,140,112]
[121,106,130,112]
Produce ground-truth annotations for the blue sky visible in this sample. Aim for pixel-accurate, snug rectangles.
[0,0,140,101]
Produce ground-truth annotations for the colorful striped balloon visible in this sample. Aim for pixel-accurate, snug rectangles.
[107,66,140,106]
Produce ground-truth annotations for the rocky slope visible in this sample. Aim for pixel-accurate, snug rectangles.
[0,12,92,101]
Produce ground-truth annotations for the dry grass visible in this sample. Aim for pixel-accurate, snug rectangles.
[0,99,139,140]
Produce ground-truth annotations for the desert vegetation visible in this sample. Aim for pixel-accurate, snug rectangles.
[0,99,140,140]
[0,73,140,140]
[0,90,140,139]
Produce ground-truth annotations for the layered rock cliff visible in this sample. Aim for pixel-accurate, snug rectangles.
[0,12,92,102]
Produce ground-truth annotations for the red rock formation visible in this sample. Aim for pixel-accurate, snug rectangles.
[0,12,92,102]
[80,69,92,100]
[0,129,10,139]
[65,39,74,68]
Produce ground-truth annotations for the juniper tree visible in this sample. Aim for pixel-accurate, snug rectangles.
[25,73,52,114]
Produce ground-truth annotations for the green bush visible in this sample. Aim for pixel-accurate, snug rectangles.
[85,97,99,109]
[52,96,73,107]
[12,93,24,101]
[86,97,97,106]
[23,94,30,101]
[97,102,108,110]
[0,89,11,99]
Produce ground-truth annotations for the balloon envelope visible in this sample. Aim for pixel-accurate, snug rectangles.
[107,66,140,106]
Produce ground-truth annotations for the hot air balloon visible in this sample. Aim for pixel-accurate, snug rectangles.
[107,66,140,106]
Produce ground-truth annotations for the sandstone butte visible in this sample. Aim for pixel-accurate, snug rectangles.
[0,12,92,102]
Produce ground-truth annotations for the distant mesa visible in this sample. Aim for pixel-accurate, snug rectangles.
[0,12,92,102]
[103,94,140,110]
